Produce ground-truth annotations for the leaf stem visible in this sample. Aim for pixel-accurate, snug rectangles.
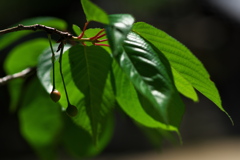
[47,34,56,91]
[95,33,107,40]
[58,42,71,105]
[77,21,90,39]
[94,43,109,47]
[89,29,105,40]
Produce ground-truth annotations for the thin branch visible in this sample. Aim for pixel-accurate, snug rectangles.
[0,24,110,46]
[0,67,36,86]
[0,24,73,40]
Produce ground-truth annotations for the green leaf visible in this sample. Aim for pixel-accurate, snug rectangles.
[52,52,92,137]
[37,44,71,93]
[172,68,198,101]
[38,44,115,143]
[67,45,114,142]
[38,44,88,135]
[132,22,229,117]
[63,114,114,158]
[0,17,67,50]
[106,14,184,125]
[81,0,109,24]
[105,14,135,56]
[115,33,184,125]
[113,61,180,132]
[132,22,198,102]
[72,24,82,36]
[4,38,50,111]
[4,38,50,74]
[19,78,63,160]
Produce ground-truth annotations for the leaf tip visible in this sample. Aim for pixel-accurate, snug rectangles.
[224,110,234,126]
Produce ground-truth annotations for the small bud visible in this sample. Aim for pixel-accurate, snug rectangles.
[50,89,61,102]
[66,104,78,117]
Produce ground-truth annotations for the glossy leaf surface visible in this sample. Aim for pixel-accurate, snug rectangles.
[113,61,179,131]
[106,14,184,125]
[132,22,229,116]
[132,22,199,102]
[123,32,184,125]
[106,14,135,56]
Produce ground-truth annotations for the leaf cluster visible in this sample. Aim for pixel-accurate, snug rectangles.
[1,0,231,159]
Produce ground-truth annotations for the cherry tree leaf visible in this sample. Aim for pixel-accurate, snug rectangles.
[81,0,109,24]
[132,22,232,122]
[106,14,185,126]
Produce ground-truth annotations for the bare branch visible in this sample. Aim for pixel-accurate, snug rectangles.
[0,67,36,86]
[0,24,73,40]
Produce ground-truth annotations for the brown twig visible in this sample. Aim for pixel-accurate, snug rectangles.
[0,24,73,40]
[0,23,109,46]
[0,67,36,86]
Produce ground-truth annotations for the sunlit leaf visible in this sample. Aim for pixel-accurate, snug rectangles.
[37,44,71,93]
[106,14,135,56]
[38,44,89,135]
[106,14,184,125]
[81,0,109,24]
[72,24,82,36]
[113,61,180,131]
[67,45,114,142]
[38,44,115,143]
[132,23,198,102]
[132,22,230,119]
[0,17,67,50]
[171,68,198,101]
[19,78,63,160]
[53,52,94,139]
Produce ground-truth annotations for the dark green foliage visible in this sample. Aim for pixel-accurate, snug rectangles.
[1,0,231,159]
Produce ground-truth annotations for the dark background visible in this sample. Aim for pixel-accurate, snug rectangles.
[1,0,240,159]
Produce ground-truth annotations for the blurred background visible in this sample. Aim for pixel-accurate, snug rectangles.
[1,0,240,159]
